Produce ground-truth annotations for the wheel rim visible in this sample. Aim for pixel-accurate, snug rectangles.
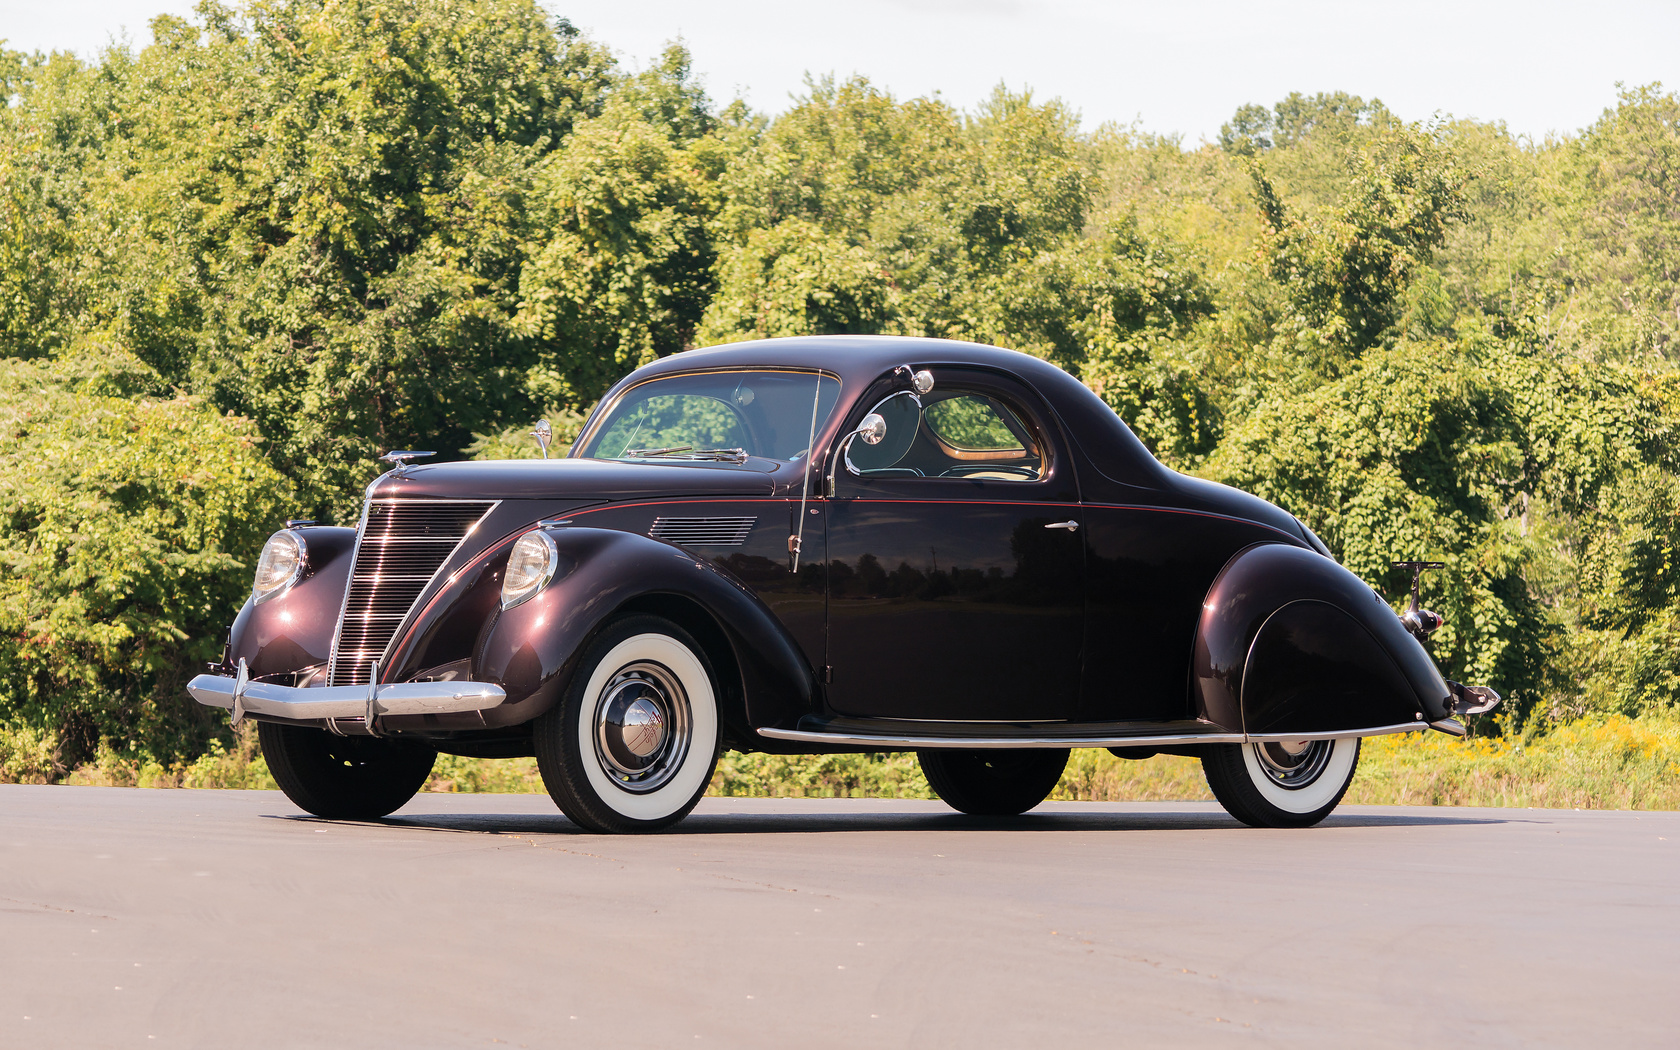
[592,660,692,794]
[1250,739,1333,790]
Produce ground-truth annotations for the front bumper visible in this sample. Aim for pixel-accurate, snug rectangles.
[187,673,506,724]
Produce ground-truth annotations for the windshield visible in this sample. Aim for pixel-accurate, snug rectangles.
[578,370,842,462]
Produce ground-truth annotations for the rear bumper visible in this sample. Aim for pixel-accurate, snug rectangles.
[186,673,506,722]
[1429,682,1503,736]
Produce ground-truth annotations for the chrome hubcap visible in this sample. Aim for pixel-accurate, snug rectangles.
[1252,739,1333,789]
[618,698,666,757]
[593,661,691,793]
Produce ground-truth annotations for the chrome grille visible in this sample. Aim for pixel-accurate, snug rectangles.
[648,516,757,547]
[326,499,496,687]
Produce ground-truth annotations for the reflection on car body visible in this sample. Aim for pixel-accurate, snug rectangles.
[189,336,1499,832]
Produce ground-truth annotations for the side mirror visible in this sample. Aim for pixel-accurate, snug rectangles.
[855,412,887,445]
[827,393,920,496]
[895,364,935,395]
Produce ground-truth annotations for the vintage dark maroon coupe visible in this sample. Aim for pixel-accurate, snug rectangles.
[189,336,1498,831]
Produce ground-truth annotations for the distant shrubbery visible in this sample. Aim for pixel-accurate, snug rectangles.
[0,353,288,773]
[700,717,1680,809]
[2,2,1680,779]
[36,716,1671,811]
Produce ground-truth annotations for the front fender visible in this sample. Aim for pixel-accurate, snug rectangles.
[458,527,818,739]
[225,526,357,681]
[1192,543,1452,734]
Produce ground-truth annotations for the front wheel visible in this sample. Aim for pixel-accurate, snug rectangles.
[1202,737,1360,828]
[258,722,437,820]
[534,615,721,833]
[918,749,1069,816]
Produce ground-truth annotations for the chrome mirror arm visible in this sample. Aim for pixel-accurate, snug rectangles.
[825,411,888,497]
[894,365,935,395]
[825,429,864,499]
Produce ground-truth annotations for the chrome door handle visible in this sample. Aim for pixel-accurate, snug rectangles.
[1044,520,1079,532]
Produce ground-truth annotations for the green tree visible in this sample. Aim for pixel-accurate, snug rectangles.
[1249,123,1471,375]
[0,350,291,769]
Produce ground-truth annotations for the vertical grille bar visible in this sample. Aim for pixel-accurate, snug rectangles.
[326,499,496,688]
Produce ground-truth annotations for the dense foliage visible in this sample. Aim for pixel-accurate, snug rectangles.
[0,351,288,773]
[2,1,1678,774]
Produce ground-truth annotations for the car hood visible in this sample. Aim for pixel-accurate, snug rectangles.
[365,457,782,502]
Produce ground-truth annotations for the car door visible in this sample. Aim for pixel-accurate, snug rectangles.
[822,367,1085,722]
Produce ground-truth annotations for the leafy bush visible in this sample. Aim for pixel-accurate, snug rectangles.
[0,351,290,769]
[709,750,934,799]
[3,3,1680,782]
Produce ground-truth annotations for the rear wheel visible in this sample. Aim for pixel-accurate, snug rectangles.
[534,615,721,833]
[258,722,437,820]
[1202,737,1359,828]
[918,749,1069,816]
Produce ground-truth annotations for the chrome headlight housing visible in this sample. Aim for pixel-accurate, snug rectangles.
[252,530,306,604]
[502,529,559,610]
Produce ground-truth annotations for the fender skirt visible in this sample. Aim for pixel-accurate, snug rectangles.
[1192,543,1453,735]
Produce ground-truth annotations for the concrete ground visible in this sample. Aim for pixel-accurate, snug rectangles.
[1,786,1676,1048]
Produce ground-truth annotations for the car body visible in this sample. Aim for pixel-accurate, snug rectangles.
[189,335,1498,830]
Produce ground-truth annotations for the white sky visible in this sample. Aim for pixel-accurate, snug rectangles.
[4,0,1676,144]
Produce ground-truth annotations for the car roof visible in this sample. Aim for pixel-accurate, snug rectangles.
[610,334,1180,493]
[630,335,1077,392]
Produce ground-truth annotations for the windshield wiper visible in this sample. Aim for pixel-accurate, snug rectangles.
[624,445,692,457]
[624,446,749,464]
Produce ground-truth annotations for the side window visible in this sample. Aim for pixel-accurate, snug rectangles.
[925,396,1029,454]
[851,387,1047,482]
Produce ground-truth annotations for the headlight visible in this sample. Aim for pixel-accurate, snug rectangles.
[502,529,559,610]
[252,530,305,604]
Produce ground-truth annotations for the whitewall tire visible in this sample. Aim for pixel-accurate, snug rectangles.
[534,615,720,833]
[1203,737,1360,828]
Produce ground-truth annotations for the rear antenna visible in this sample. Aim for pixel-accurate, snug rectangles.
[790,378,824,573]
[1392,561,1445,639]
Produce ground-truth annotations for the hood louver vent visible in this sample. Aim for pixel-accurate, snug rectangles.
[327,499,497,688]
[648,516,757,547]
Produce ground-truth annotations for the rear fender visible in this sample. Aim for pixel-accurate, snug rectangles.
[1192,543,1452,734]
[456,527,818,742]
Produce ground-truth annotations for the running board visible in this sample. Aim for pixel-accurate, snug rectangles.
[755,721,1431,750]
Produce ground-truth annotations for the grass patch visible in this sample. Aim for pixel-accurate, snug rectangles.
[54,725,277,789]
[6,714,1676,810]
[426,753,544,794]
[1343,714,1680,809]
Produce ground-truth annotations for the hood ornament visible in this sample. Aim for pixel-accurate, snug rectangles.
[532,419,552,459]
[1393,560,1445,639]
[378,450,435,477]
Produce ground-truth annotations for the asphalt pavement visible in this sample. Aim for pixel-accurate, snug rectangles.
[1,785,1676,1048]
